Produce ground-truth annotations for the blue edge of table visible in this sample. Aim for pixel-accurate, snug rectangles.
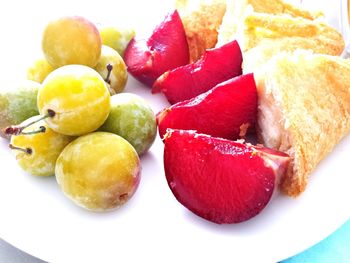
[281,219,350,262]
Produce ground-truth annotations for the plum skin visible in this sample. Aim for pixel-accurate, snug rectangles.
[100,93,157,155]
[0,80,40,138]
[38,65,110,136]
[94,45,128,94]
[42,16,101,68]
[55,132,141,211]
[99,26,135,56]
[27,57,55,83]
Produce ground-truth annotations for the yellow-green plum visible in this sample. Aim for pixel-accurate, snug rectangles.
[100,93,157,155]
[55,132,141,211]
[42,16,101,68]
[100,26,135,56]
[95,45,128,94]
[10,116,73,176]
[27,57,55,83]
[0,80,40,138]
[38,65,110,136]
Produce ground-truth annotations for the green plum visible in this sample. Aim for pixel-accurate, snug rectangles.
[99,26,135,56]
[0,80,40,138]
[95,45,128,95]
[100,93,157,155]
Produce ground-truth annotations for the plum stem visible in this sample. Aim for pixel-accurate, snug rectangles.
[4,109,55,136]
[9,144,32,155]
[105,64,113,84]
[21,126,46,135]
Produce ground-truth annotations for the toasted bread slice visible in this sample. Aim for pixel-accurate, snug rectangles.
[234,9,344,53]
[254,51,350,196]
[217,0,323,46]
[176,0,226,62]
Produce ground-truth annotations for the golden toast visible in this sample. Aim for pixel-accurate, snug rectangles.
[254,51,350,196]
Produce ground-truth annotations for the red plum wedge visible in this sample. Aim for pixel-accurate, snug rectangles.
[157,73,257,140]
[153,40,242,104]
[163,129,290,224]
[124,10,189,87]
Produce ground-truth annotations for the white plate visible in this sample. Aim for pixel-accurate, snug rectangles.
[1,1,350,262]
